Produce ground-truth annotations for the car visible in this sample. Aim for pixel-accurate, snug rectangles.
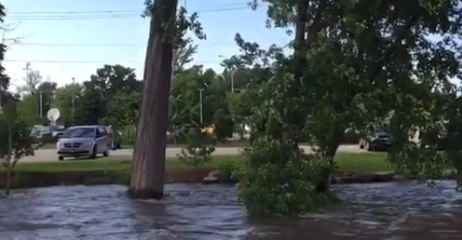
[359,129,392,151]
[56,125,110,160]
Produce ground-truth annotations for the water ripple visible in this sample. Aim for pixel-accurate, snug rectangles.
[0,181,460,239]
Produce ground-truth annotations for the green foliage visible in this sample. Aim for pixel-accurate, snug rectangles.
[233,0,462,216]
[73,65,141,126]
[51,83,82,126]
[170,66,236,142]
[0,3,10,107]
[0,100,35,163]
[178,126,216,169]
[121,125,137,145]
[239,138,334,216]
[212,108,233,141]
[37,81,57,116]
[105,91,141,129]
[216,161,240,182]
[16,94,41,126]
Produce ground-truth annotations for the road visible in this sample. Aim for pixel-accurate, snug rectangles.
[22,144,364,162]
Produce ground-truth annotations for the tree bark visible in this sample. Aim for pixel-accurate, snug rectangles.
[5,123,12,196]
[128,0,179,199]
[5,167,11,196]
[315,126,345,193]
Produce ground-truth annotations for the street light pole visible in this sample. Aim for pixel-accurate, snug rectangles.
[198,88,204,124]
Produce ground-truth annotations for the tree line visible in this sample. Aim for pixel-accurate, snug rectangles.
[7,63,256,145]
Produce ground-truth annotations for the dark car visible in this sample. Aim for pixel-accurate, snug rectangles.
[359,130,392,151]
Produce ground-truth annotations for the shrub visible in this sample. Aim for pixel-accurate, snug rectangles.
[238,138,335,216]
[178,126,216,169]
[217,161,240,182]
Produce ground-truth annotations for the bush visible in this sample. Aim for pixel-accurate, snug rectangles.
[238,138,335,216]
[178,126,216,169]
[217,161,240,182]
[0,116,35,161]
[121,125,136,145]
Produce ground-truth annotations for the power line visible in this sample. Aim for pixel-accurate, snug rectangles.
[7,6,249,21]
[8,10,141,15]
[12,42,140,47]
[4,59,141,64]
[3,59,220,64]
[7,2,250,16]
[10,41,235,47]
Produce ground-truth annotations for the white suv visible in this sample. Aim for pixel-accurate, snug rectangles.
[57,125,110,161]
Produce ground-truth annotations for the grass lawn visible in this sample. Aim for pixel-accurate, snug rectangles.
[12,152,391,173]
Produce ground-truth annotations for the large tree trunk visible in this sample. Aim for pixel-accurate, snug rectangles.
[5,167,11,196]
[315,126,345,193]
[129,0,179,199]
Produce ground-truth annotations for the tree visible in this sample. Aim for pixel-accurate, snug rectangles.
[129,0,208,198]
[0,99,34,195]
[106,91,141,129]
[73,65,141,126]
[0,3,10,110]
[51,83,82,126]
[174,37,198,73]
[16,93,41,126]
[237,0,462,215]
[129,0,181,199]
[173,7,205,74]
[19,63,42,94]
[90,65,141,96]
[74,81,106,125]
[37,81,58,117]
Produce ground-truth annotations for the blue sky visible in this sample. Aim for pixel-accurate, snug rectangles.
[1,0,291,88]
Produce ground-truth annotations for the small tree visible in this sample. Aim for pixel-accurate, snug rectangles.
[178,124,216,169]
[0,99,34,195]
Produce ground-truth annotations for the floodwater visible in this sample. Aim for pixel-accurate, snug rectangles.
[0,182,461,240]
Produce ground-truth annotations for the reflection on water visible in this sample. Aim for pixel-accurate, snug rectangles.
[0,181,461,240]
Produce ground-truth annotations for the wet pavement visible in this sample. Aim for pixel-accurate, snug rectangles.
[0,181,461,240]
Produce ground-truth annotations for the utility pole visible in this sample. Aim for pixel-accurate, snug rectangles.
[39,90,43,118]
[198,88,204,124]
[231,70,235,93]
[71,77,76,123]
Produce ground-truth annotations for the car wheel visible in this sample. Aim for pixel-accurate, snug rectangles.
[58,156,64,161]
[90,145,97,159]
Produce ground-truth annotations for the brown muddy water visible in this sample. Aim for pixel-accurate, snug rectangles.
[0,181,461,240]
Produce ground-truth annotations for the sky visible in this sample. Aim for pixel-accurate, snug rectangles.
[1,0,292,89]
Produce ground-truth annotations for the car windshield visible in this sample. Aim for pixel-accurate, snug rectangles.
[62,127,95,138]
